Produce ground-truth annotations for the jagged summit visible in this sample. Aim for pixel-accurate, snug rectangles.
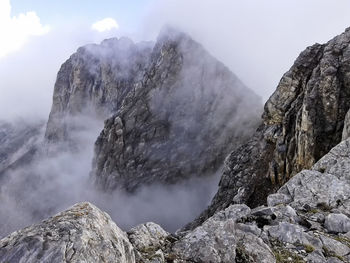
[44,36,153,145]
[90,27,261,191]
[41,26,261,190]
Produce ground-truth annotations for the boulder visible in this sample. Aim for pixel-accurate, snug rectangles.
[324,213,350,233]
[0,202,135,263]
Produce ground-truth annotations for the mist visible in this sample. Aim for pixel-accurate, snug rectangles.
[2,1,350,119]
[0,113,222,237]
[2,0,350,239]
[141,0,350,101]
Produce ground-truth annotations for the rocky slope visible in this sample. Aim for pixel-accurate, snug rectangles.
[3,138,350,262]
[91,28,261,191]
[187,27,350,229]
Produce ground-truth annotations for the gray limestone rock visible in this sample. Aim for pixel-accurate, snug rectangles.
[128,222,170,263]
[172,203,274,263]
[0,202,135,263]
[306,250,327,263]
[267,222,322,248]
[267,193,293,207]
[128,222,169,252]
[325,213,350,233]
[172,219,237,263]
[319,235,350,258]
[189,26,350,229]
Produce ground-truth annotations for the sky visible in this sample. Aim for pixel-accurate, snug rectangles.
[1,0,350,121]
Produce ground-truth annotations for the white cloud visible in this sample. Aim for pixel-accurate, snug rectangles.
[0,0,50,58]
[91,17,119,32]
[144,0,350,101]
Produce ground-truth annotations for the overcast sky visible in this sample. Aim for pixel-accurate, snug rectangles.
[1,0,350,121]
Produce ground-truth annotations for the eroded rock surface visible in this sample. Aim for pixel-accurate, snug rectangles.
[171,138,350,262]
[0,202,135,263]
[189,26,350,229]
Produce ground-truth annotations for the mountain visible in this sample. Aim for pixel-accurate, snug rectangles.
[186,26,350,230]
[45,26,261,191]
[91,28,261,191]
[45,37,153,146]
[0,28,261,237]
[5,26,350,263]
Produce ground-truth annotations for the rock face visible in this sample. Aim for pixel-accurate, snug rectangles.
[172,204,275,263]
[188,27,350,228]
[45,37,153,145]
[0,202,135,263]
[91,28,261,191]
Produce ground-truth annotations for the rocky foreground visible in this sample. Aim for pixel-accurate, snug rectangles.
[2,138,350,262]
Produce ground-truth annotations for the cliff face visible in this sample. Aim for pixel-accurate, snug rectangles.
[188,27,350,229]
[45,38,152,145]
[91,29,261,191]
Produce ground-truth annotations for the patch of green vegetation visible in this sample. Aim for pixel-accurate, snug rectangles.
[322,246,345,262]
[273,248,305,263]
[309,208,319,214]
[304,244,315,253]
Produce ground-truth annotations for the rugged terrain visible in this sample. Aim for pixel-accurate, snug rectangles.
[187,26,350,229]
[2,25,350,263]
[3,138,350,262]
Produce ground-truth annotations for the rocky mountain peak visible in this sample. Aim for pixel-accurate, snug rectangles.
[44,36,152,145]
[91,27,261,191]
